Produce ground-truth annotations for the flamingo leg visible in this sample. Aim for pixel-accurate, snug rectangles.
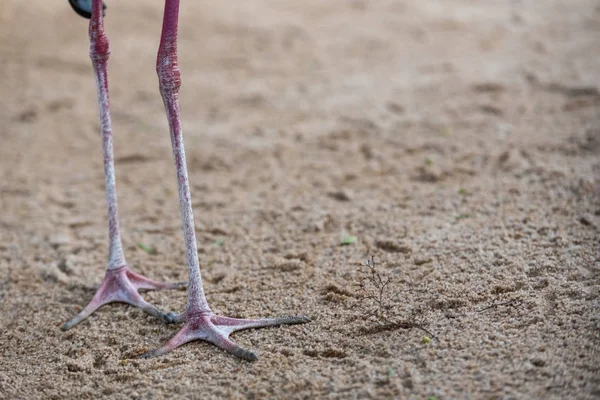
[142,0,309,361]
[62,0,185,331]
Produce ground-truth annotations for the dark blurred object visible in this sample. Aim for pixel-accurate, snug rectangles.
[68,0,106,19]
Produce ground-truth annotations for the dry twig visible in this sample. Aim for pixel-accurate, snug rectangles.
[356,256,436,340]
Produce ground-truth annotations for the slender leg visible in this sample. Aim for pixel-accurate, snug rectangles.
[142,0,309,361]
[62,0,184,331]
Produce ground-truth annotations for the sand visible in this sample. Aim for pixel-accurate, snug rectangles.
[0,0,599,398]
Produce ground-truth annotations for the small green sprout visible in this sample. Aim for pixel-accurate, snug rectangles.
[137,243,156,255]
[421,336,431,344]
[340,235,357,246]
[455,213,470,221]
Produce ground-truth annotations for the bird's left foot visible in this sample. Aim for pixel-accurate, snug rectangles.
[141,312,310,361]
[61,265,186,331]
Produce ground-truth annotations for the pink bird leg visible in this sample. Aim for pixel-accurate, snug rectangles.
[141,0,309,360]
[62,0,184,331]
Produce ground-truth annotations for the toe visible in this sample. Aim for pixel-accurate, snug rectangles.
[232,347,258,362]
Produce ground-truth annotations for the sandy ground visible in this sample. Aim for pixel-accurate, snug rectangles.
[1,0,599,398]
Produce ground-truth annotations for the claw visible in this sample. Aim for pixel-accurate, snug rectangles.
[165,311,187,324]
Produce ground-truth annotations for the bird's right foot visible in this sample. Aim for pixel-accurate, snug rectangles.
[140,312,310,361]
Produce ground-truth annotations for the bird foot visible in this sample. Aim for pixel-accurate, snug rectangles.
[141,313,311,361]
[61,265,186,331]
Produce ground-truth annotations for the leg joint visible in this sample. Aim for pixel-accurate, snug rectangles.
[156,52,181,93]
[89,30,110,62]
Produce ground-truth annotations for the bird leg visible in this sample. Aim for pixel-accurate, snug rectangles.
[142,0,309,361]
[62,0,184,331]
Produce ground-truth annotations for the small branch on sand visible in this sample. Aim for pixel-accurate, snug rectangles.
[356,255,437,340]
